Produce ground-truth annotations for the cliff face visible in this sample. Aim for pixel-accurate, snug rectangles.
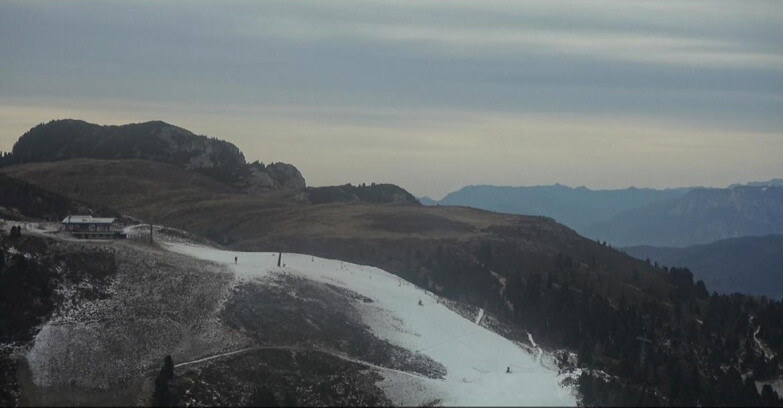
[266,163,306,191]
[147,123,246,170]
[5,119,306,192]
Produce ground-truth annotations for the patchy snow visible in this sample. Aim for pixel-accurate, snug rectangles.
[528,333,538,348]
[0,219,60,235]
[756,378,783,397]
[4,246,33,260]
[474,308,484,326]
[164,242,577,406]
[754,326,776,361]
[528,333,544,364]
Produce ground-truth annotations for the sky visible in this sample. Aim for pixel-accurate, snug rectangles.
[1,0,782,199]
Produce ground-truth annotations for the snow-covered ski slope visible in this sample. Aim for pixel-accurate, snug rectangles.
[165,242,576,406]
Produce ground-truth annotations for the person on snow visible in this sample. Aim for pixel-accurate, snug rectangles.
[234,256,238,265]
[506,366,511,374]
[418,299,423,306]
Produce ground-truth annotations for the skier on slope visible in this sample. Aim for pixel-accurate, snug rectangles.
[506,366,511,374]
[418,299,423,306]
[234,256,238,265]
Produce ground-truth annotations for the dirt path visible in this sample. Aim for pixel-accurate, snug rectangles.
[174,345,433,381]
[174,347,261,369]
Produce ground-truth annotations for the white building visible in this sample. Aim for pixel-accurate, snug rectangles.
[61,215,124,239]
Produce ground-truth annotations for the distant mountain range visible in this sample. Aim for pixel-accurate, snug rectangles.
[422,181,783,247]
[730,179,783,188]
[624,235,783,299]
[585,186,783,247]
[421,184,692,231]
[418,196,439,206]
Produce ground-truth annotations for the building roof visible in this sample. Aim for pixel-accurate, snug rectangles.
[62,215,116,224]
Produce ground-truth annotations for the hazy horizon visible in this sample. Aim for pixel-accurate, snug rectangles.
[2,0,782,198]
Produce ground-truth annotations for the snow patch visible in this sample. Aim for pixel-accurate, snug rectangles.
[474,308,485,326]
[164,242,577,406]
[528,333,543,364]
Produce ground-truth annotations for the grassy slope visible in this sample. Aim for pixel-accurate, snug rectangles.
[2,159,672,307]
[0,172,116,221]
[2,159,237,217]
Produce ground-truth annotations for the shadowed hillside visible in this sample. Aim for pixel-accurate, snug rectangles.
[2,159,238,222]
[585,186,783,247]
[625,235,783,299]
[0,172,116,221]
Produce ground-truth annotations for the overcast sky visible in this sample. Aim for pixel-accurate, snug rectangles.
[1,0,781,198]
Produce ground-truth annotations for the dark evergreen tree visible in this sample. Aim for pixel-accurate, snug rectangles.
[695,280,709,299]
[248,386,278,407]
[760,384,780,407]
[152,355,177,407]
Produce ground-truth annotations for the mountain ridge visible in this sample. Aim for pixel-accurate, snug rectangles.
[424,183,693,231]
[0,119,306,192]
[585,186,783,247]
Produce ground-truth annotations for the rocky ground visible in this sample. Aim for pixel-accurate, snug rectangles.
[14,237,246,405]
[2,225,452,406]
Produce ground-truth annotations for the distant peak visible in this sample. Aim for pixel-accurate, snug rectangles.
[138,120,172,126]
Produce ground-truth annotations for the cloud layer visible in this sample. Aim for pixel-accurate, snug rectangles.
[1,0,781,197]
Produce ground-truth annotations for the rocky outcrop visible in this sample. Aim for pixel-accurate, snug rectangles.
[307,183,419,205]
[5,119,306,193]
[149,123,246,170]
[244,166,277,191]
[266,163,306,190]
[8,119,246,170]
[199,161,306,192]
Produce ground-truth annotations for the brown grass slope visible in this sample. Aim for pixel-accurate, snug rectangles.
[2,159,671,306]
[2,159,237,218]
[0,171,117,221]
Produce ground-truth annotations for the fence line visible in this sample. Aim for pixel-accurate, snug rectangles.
[126,231,151,241]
